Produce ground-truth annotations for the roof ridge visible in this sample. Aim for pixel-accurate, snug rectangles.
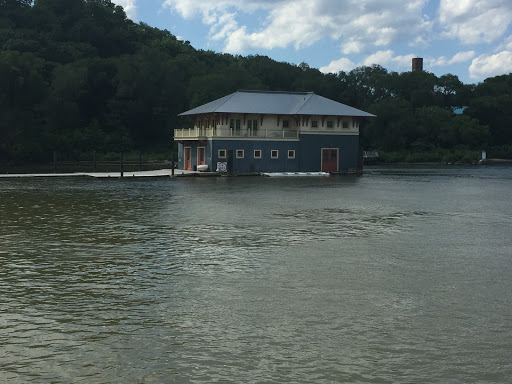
[237,89,313,95]
[290,92,315,114]
[212,91,238,113]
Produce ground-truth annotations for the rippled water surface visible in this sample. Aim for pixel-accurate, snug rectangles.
[1,166,511,383]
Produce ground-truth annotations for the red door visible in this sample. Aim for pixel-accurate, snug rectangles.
[322,148,338,172]
[184,147,191,170]
[197,147,205,165]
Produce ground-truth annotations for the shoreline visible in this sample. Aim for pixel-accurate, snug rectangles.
[366,158,512,166]
[0,169,195,179]
[1,160,510,179]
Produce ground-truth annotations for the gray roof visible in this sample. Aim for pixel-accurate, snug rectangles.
[179,90,375,117]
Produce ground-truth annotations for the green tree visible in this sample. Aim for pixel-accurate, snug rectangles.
[0,50,48,161]
[363,97,414,151]
[466,74,512,145]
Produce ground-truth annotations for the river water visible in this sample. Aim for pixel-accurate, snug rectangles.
[1,166,511,383]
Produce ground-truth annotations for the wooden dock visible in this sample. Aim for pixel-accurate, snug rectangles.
[0,169,198,179]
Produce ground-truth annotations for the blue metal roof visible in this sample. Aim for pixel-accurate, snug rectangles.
[179,90,375,117]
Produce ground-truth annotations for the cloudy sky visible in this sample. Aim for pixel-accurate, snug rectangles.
[115,0,512,84]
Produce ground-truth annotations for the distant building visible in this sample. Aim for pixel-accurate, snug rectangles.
[452,106,468,115]
[412,58,423,72]
[174,90,375,174]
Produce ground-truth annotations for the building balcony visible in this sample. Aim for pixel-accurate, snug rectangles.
[174,127,300,140]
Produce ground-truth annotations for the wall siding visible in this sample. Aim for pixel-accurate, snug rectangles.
[299,134,359,172]
[212,140,299,173]
[177,134,359,173]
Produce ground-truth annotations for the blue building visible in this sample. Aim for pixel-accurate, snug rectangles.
[174,90,374,173]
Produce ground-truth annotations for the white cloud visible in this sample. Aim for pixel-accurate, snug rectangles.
[163,0,278,19]
[362,50,416,68]
[114,0,137,19]
[319,57,357,73]
[162,0,432,54]
[226,0,330,52]
[496,35,512,51]
[320,50,415,74]
[209,13,239,41]
[342,39,362,55]
[469,51,512,80]
[431,51,475,66]
[438,0,512,44]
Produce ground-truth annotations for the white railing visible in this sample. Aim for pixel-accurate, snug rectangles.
[363,151,379,159]
[174,128,200,138]
[174,128,299,139]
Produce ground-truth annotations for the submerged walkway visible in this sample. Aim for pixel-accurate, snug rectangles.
[0,169,199,178]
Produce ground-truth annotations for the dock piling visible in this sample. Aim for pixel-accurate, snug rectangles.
[120,152,124,178]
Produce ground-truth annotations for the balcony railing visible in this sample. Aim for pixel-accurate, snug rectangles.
[174,127,299,140]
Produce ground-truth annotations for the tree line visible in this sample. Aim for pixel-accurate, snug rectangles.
[1,0,511,163]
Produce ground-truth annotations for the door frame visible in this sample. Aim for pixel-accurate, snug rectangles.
[197,146,205,165]
[184,146,191,170]
[321,148,339,172]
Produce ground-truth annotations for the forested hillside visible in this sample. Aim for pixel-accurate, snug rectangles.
[1,0,511,163]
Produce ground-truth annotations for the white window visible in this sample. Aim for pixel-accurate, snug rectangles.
[254,150,262,159]
[327,120,334,128]
[236,149,244,159]
[288,150,295,159]
[218,149,227,158]
[311,120,318,128]
[271,150,279,159]
[248,120,258,136]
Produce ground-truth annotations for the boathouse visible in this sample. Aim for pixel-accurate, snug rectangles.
[174,90,374,173]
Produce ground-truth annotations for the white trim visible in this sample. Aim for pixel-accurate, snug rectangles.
[236,149,244,159]
[271,150,279,159]
[207,137,300,141]
[299,131,358,136]
[218,149,227,158]
[288,150,296,159]
[254,149,262,159]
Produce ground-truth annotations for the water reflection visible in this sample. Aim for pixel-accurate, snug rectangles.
[1,169,512,383]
